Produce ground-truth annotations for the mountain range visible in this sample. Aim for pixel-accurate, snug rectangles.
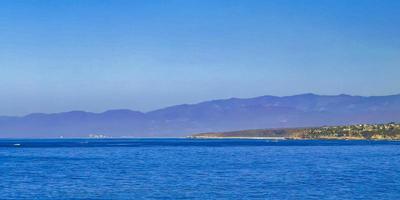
[1,93,400,138]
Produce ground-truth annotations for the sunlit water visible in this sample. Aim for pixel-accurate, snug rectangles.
[0,139,399,199]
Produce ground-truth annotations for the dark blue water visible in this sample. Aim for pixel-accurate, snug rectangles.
[0,139,399,199]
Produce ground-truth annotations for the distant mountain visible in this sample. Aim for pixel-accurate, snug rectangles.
[1,94,400,138]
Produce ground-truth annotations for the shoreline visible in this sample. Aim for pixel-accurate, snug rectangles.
[187,136,287,140]
[188,136,400,141]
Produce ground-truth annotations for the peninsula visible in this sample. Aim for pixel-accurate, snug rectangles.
[190,122,400,140]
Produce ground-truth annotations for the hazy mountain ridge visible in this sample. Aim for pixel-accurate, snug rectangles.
[1,93,400,138]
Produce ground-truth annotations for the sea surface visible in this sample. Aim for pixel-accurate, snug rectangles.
[0,139,399,200]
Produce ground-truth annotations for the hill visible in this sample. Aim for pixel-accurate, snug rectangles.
[190,123,400,140]
[1,93,400,137]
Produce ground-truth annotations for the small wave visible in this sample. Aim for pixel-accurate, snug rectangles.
[107,143,131,146]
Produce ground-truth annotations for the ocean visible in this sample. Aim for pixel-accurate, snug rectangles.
[0,139,399,199]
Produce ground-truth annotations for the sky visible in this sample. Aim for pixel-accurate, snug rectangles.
[0,0,399,116]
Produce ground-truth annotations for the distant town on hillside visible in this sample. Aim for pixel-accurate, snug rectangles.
[191,122,400,140]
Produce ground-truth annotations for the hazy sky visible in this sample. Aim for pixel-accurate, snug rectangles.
[1,0,399,115]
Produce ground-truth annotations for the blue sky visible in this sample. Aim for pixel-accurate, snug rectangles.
[1,0,399,115]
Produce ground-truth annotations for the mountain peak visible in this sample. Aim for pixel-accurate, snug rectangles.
[1,93,400,138]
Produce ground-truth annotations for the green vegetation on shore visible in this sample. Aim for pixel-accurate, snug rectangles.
[190,122,400,140]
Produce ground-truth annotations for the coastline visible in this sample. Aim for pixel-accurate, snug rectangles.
[187,136,287,140]
[188,136,400,141]
[189,123,400,141]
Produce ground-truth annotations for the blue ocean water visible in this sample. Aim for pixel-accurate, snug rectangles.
[0,139,399,199]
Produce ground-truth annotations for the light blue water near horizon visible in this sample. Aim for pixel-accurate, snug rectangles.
[0,139,399,199]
